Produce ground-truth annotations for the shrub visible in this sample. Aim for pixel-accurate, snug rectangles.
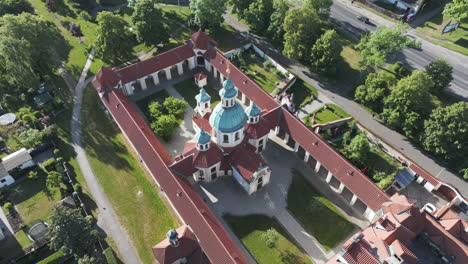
[79,11,92,21]
[103,248,118,264]
[151,115,179,141]
[261,228,279,248]
[36,250,67,264]
[19,223,27,230]
[28,170,39,180]
[263,60,273,69]
[73,183,82,193]
[53,149,61,157]
[163,97,187,117]
[42,158,56,172]
[4,202,13,212]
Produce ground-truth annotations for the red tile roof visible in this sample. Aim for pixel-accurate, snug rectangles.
[230,143,267,181]
[98,88,249,264]
[244,120,271,139]
[193,142,223,168]
[92,67,121,93]
[117,44,195,84]
[194,72,208,81]
[408,163,440,187]
[152,225,203,264]
[193,113,212,134]
[391,240,418,264]
[191,29,218,50]
[170,155,198,177]
[279,108,389,211]
[341,237,381,264]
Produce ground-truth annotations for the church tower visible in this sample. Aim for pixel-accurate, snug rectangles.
[195,88,211,117]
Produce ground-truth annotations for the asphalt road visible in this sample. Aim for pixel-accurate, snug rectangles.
[330,1,468,99]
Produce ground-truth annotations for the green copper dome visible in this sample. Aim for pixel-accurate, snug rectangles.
[245,102,261,117]
[194,129,211,145]
[219,78,238,99]
[195,88,211,103]
[209,101,247,133]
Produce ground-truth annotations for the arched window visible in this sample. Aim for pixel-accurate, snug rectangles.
[235,132,240,141]
[223,134,229,143]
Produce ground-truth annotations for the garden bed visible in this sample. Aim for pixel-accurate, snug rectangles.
[224,214,312,264]
[306,104,350,125]
[287,170,355,251]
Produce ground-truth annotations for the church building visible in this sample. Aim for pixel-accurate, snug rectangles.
[170,67,272,194]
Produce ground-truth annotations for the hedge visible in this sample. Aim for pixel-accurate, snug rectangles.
[36,250,67,264]
[103,248,118,264]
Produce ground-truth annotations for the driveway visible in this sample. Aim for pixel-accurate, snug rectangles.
[195,133,369,264]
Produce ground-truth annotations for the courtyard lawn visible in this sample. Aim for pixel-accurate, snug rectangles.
[174,79,221,108]
[135,90,171,117]
[81,85,178,264]
[415,14,468,55]
[10,177,63,227]
[287,170,355,251]
[243,56,282,93]
[14,230,32,249]
[286,78,318,108]
[310,104,351,125]
[224,214,313,264]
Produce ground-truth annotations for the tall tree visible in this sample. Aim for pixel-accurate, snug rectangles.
[381,70,434,139]
[310,29,342,75]
[346,133,370,161]
[0,0,34,16]
[190,0,227,30]
[422,102,468,162]
[46,171,63,193]
[304,0,333,19]
[151,114,179,141]
[356,24,416,70]
[0,13,69,76]
[442,0,468,23]
[131,0,168,46]
[267,0,289,43]
[424,59,453,94]
[94,11,135,64]
[0,36,37,88]
[244,0,274,32]
[354,71,396,112]
[48,206,98,258]
[230,0,252,17]
[283,7,322,61]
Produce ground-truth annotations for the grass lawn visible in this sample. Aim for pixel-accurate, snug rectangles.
[287,170,355,251]
[337,33,364,82]
[415,14,468,55]
[14,230,32,248]
[208,22,246,52]
[243,56,282,93]
[135,90,171,117]
[81,85,178,264]
[224,214,313,264]
[286,78,319,108]
[174,79,221,108]
[10,177,63,226]
[312,104,350,124]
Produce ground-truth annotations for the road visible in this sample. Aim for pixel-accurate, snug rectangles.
[223,6,468,198]
[330,0,468,99]
[70,50,141,264]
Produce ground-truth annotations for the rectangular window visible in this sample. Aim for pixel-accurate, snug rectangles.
[223,135,229,143]
[235,132,239,141]
[0,179,6,183]
[198,176,205,181]
[211,167,217,173]
[199,170,204,176]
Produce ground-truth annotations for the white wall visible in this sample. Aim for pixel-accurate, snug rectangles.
[0,175,15,188]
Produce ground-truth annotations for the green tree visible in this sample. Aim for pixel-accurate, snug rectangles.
[151,115,179,141]
[381,71,434,139]
[94,11,135,64]
[0,13,69,76]
[261,228,279,248]
[46,171,62,193]
[346,133,370,160]
[230,0,252,17]
[0,37,37,88]
[283,7,322,61]
[305,0,333,19]
[266,0,288,43]
[190,0,227,30]
[163,97,188,117]
[390,61,410,79]
[148,101,163,120]
[18,129,44,148]
[443,0,468,23]
[131,0,168,46]
[424,59,453,94]
[244,0,274,32]
[48,206,98,258]
[78,255,101,264]
[28,170,39,180]
[422,102,468,162]
[354,71,396,112]
[0,0,34,17]
[342,130,352,145]
[460,168,468,180]
[310,29,342,76]
[356,24,416,70]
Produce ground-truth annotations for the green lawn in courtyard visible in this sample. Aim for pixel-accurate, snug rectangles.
[14,230,32,249]
[10,177,63,227]
[313,104,351,124]
[287,170,355,251]
[135,90,171,117]
[224,214,313,264]
[415,14,468,55]
[174,79,221,109]
[81,85,178,264]
[243,56,282,93]
[286,78,318,108]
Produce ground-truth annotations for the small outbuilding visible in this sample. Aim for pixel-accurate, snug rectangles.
[194,73,207,88]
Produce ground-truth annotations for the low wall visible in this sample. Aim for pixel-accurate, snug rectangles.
[312,117,354,132]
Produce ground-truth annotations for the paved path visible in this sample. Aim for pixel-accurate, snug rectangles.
[196,134,368,264]
[70,50,141,264]
[223,12,468,199]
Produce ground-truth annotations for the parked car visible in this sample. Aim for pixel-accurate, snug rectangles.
[357,16,370,24]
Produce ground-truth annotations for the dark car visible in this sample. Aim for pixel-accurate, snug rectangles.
[357,16,370,24]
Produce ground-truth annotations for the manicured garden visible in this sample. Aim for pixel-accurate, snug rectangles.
[286,78,319,108]
[305,104,350,125]
[287,170,355,251]
[174,79,221,108]
[136,90,170,117]
[81,86,178,264]
[224,214,313,264]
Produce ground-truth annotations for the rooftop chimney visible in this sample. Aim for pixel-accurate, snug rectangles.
[166,229,180,247]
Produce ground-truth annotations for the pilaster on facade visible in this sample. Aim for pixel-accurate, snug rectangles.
[350,194,358,205]
[189,57,196,69]
[151,73,160,85]
[241,93,246,105]
[177,63,184,75]
[338,182,345,194]
[326,171,333,183]
[283,133,290,144]
[304,152,310,162]
[293,142,299,152]
[314,161,321,173]
[164,68,172,80]
[139,78,147,90]
[204,60,211,71]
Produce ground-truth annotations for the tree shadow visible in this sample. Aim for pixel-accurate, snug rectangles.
[55,1,77,18]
